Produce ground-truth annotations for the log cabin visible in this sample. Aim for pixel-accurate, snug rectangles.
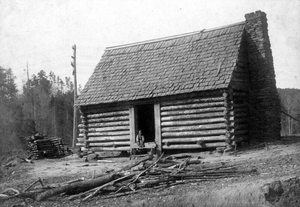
[75,11,281,154]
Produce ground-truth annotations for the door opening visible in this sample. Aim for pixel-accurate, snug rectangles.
[136,104,155,143]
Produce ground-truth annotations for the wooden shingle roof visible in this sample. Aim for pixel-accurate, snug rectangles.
[76,21,245,106]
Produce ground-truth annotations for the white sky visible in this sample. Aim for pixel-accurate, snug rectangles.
[0,0,300,90]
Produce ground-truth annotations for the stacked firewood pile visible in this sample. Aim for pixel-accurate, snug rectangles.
[26,135,66,159]
[0,153,258,202]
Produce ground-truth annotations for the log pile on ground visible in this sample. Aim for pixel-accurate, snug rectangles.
[26,135,67,159]
[0,153,258,202]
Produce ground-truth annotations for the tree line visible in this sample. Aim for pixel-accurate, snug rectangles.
[278,88,300,135]
[0,66,74,153]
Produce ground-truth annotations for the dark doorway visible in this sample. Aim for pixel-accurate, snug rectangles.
[136,104,155,142]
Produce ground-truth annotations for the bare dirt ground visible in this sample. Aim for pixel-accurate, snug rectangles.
[1,137,300,207]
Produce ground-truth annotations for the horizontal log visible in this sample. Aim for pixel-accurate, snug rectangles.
[81,105,129,114]
[161,123,227,132]
[161,112,225,122]
[87,115,129,123]
[85,131,130,137]
[86,135,130,142]
[89,141,130,147]
[162,129,226,137]
[162,142,226,149]
[79,126,129,133]
[161,97,225,106]
[161,101,224,111]
[85,110,129,119]
[161,117,230,127]
[162,135,227,143]
[77,134,85,138]
[76,143,85,147]
[161,107,226,117]
[78,121,130,129]
[89,147,130,151]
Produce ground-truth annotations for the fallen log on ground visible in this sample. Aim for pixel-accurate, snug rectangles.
[0,173,123,201]
[69,172,138,201]
[35,173,122,201]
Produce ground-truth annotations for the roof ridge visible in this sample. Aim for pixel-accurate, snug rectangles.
[106,21,245,51]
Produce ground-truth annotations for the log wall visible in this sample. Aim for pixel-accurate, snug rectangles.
[76,91,250,152]
[160,96,227,150]
[77,107,130,151]
[231,91,249,142]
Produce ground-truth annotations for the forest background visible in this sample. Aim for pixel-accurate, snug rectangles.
[0,66,299,153]
[0,66,74,153]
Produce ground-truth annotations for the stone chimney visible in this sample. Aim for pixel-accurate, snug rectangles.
[244,11,281,141]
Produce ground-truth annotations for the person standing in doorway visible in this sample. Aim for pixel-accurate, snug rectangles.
[136,129,145,148]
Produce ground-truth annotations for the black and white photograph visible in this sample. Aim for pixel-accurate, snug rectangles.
[0,0,300,206]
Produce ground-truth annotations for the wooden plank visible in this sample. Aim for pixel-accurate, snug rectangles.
[161,117,229,127]
[162,135,227,143]
[87,131,130,137]
[85,110,129,119]
[161,107,225,116]
[89,141,130,147]
[162,129,226,137]
[87,136,130,142]
[81,106,129,114]
[79,121,130,128]
[76,143,85,147]
[87,115,129,123]
[161,123,227,132]
[154,103,162,155]
[89,147,130,151]
[161,112,224,121]
[161,101,224,111]
[81,126,130,133]
[162,142,226,149]
[129,107,136,150]
[161,96,225,106]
